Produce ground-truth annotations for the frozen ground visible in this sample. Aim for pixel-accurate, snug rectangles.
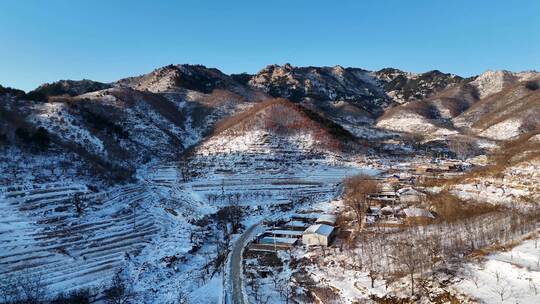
[0,143,374,303]
[453,237,540,303]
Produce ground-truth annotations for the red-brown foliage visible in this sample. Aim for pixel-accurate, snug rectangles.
[212,98,352,151]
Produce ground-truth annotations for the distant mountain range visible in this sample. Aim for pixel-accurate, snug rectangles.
[1,64,539,182]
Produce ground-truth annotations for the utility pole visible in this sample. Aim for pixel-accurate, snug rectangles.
[221,179,225,205]
[132,202,136,231]
[273,225,277,252]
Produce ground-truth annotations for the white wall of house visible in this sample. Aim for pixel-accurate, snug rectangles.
[303,233,330,246]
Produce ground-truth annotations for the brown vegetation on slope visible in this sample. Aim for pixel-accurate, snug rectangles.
[379,83,478,124]
[462,130,540,180]
[457,78,540,132]
[211,98,357,152]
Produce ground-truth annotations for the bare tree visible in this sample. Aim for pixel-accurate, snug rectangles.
[73,192,85,216]
[0,272,22,304]
[270,270,282,289]
[528,278,538,296]
[18,270,47,304]
[278,276,294,304]
[250,274,262,303]
[103,274,133,304]
[491,280,511,303]
[365,241,379,288]
[468,270,481,289]
[0,269,50,304]
[228,198,243,234]
[448,137,478,160]
[176,290,189,304]
[394,240,427,296]
[493,270,501,285]
[343,174,378,229]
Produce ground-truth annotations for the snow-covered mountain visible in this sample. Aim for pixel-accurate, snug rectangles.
[375,68,466,104]
[377,69,540,141]
[2,64,538,181]
[28,79,112,100]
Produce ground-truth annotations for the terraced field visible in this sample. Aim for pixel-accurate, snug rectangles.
[0,181,161,294]
[188,131,375,207]
[0,138,375,302]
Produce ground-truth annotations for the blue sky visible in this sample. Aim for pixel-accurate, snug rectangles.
[1,0,539,91]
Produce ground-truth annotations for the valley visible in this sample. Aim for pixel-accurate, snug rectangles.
[0,63,539,303]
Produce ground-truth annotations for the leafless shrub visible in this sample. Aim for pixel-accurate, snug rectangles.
[0,273,21,304]
[103,274,133,304]
[311,283,341,303]
[448,137,479,160]
[528,278,538,296]
[51,288,91,304]
[0,270,48,304]
[491,279,512,303]
[176,290,189,304]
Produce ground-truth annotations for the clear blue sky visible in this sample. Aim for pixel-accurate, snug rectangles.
[1,0,539,91]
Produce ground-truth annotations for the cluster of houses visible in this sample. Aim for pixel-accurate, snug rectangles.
[377,159,469,185]
[247,184,437,253]
[249,213,338,252]
[363,181,436,224]
[246,166,456,252]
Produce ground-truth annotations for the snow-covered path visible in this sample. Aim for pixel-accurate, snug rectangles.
[224,222,264,304]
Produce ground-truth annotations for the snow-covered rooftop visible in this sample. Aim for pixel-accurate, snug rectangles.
[259,236,298,245]
[397,187,421,195]
[285,220,309,227]
[315,214,337,225]
[303,224,334,237]
[402,207,434,218]
[268,229,304,236]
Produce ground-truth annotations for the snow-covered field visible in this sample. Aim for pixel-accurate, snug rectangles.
[453,238,540,303]
[0,141,374,303]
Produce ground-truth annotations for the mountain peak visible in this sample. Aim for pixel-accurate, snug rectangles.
[116,64,237,93]
[24,79,112,101]
[470,69,539,99]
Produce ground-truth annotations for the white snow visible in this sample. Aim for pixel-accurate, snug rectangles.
[453,237,540,304]
[480,118,522,140]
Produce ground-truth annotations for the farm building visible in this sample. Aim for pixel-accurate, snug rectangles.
[397,187,426,203]
[291,213,318,224]
[315,214,337,226]
[259,236,298,246]
[282,220,309,230]
[248,236,298,251]
[380,205,400,218]
[367,191,399,204]
[399,207,435,223]
[302,224,335,246]
[267,229,304,239]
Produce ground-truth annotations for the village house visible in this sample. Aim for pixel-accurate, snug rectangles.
[258,236,298,248]
[397,187,426,203]
[399,207,435,224]
[367,190,399,205]
[302,224,335,246]
[267,229,304,239]
[380,205,400,219]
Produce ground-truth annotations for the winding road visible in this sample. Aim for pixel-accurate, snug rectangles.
[224,222,263,304]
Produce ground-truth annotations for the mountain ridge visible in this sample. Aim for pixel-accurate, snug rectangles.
[1,63,538,183]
